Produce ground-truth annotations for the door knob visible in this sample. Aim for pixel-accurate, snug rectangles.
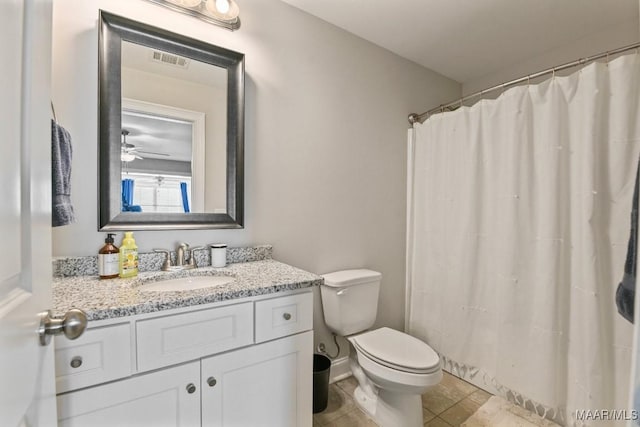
[38,308,88,346]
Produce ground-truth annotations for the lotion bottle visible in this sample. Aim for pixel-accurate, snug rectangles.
[98,233,119,279]
[119,232,139,278]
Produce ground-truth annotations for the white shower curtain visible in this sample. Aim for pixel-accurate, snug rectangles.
[407,53,640,426]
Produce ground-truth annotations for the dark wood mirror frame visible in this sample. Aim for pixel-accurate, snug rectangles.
[98,10,244,230]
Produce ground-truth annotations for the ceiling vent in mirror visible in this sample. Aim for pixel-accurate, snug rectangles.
[150,50,190,68]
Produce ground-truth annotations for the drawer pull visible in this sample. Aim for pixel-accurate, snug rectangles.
[70,356,83,369]
[186,383,196,394]
[283,313,292,321]
[207,377,217,387]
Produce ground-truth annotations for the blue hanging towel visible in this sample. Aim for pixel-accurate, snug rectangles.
[51,119,76,226]
[180,182,190,213]
[616,159,639,323]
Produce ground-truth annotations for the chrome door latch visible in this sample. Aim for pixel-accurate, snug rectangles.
[38,308,88,346]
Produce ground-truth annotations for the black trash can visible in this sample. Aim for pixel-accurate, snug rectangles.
[313,354,331,413]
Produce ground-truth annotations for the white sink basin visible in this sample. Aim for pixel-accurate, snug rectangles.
[139,275,235,292]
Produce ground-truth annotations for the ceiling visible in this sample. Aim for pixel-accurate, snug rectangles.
[280,0,639,84]
[122,111,192,162]
[122,41,227,88]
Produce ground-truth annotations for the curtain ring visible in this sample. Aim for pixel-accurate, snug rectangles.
[606,52,610,67]
[527,75,530,86]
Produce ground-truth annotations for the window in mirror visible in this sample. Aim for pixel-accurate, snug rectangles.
[123,172,191,213]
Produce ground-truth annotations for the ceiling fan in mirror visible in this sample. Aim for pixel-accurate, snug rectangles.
[120,129,170,162]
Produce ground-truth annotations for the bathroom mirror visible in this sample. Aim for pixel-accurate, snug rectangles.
[98,11,244,230]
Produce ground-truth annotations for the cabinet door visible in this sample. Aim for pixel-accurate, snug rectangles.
[201,331,313,427]
[57,361,200,427]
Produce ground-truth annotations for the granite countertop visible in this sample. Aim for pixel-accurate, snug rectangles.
[53,259,323,321]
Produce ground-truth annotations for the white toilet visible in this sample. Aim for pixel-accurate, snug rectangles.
[320,269,442,427]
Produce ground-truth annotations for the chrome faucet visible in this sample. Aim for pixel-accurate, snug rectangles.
[176,243,189,267]
[154,243,206,271]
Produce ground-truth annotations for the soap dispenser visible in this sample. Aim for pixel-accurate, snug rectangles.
[98,233,119,279]
[119,232,139,278]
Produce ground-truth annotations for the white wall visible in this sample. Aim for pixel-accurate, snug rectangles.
[51,0,460,357]
[463,19,639,95]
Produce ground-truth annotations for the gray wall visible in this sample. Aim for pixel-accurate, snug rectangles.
[51,0,460,357]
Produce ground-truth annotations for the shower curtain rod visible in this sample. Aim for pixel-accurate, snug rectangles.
[408,41,640,125]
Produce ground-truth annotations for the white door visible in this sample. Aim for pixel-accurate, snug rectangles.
[0,1,57,426]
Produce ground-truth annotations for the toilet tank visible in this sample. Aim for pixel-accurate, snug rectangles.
[320,269,381,336]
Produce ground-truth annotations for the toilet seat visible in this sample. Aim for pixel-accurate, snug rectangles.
[352,327,441,374]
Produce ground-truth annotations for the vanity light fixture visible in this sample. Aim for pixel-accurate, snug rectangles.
[145,0,240,31]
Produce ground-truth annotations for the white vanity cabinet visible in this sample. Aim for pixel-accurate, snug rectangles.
[55,290,313,427]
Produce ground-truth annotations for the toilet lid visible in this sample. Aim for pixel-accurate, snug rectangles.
[352,327,440,374]
[321,269,381,287]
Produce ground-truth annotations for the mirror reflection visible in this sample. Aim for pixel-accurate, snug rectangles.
[120,41,228,214]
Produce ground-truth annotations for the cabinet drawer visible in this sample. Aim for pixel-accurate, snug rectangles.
[255,292,313,343]
[55,323,131,393]
[137,302,253,372]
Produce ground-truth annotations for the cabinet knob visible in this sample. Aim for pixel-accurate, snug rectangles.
[283,312,292,321]
[70,356,83,369]
[186,383,196,394]
[207,377,217,387]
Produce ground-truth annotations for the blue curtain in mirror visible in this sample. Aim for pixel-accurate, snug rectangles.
[180,182,190,213]
[121,178,142,212]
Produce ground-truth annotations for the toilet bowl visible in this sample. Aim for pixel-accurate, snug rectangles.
[320,270,442,427]
[347,328,442,426]
[351,327,442,393]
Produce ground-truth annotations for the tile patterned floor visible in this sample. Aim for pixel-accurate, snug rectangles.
[313,371,493,427]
